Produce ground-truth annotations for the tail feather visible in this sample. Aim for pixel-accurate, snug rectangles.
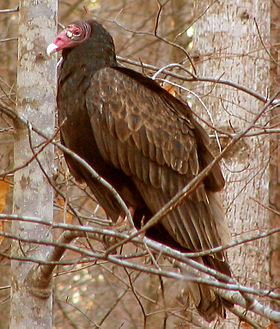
[187,281,226,322]
[132,178,232,321]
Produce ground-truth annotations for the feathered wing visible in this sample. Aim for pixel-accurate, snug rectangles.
[86,67,231,321]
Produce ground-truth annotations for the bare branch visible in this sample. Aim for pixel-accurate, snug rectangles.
[27,230,83,298]
[254,18,278,66]
[0,7,18,14]
[2,213,280,263]
[0,37,17,43]
[1,218,280,304]
[117,56,270,103]
[1,228,280,322]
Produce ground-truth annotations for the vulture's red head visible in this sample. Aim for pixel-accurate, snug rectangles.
[47,21,91,56]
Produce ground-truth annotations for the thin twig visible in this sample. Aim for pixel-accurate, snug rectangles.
[154,0,197,74]
[254,18,278,67]
[0,7,18,14]
[0,37,17,43]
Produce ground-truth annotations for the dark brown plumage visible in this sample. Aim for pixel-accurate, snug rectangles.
[47,19,232,322]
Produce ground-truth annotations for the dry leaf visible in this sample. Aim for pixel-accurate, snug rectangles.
[162,82,177,96]
[0,221,4,245]
[0,180,10,245]
[0,180,10,213]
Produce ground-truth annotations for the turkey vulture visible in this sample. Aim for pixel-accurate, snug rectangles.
[47,19,231,322]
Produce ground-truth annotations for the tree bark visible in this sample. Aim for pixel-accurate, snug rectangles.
[269,0,280,312]
[193,0,271,327]
[10,0,57,328]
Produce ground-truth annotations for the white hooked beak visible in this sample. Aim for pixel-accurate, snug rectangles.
[46,43,59,56]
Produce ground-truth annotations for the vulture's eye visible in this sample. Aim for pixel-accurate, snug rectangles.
[66,27,81,39]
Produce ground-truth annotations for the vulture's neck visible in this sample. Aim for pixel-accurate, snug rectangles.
[61,37,117,76]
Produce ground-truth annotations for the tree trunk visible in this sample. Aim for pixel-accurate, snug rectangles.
[10,0,57,328]
[193,0,270,327]
[269,0,280,312]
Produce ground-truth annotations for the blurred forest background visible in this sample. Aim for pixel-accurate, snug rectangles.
[0,0,280,328]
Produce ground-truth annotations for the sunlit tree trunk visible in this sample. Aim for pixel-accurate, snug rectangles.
[9,0,57,327]
[193,0,270,327]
